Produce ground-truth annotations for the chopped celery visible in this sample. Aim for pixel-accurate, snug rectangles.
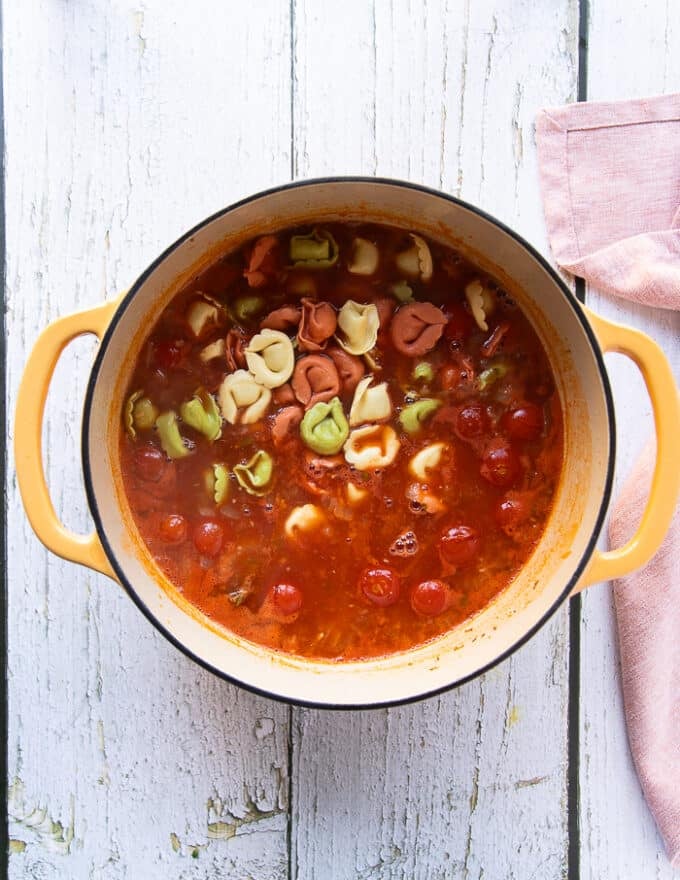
[412,362,434,382]
[390,280,414,303]
[478,362,509,391]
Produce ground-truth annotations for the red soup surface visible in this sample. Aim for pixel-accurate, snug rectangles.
[119,223,564,660]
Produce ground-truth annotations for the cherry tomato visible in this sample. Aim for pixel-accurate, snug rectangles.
[444,303,474,342]
[153,338,184,371]
[494,493,531,530]
[411,580,448,616]
[133,444,166,482]
[439,525,480,566]
[192,519,224,557]
[271,583,303,616]
[455,403,490,440]
[359,567,400,607]
[159,514,187,543]
[480,440,521,487]
[501,403,544,441]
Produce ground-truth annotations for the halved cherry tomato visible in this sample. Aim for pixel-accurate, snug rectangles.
[192,519,224,557]
[501,403,544,441]
[439,524,480,566]
[271,583,303,615]
[359,567,400,607]
[159,514,187,543]
[480,440,521,487]
[411,579,448,616]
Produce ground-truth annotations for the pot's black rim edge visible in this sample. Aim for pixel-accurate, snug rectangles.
[81,175,616,711]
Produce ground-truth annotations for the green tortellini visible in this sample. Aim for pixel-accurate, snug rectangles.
[204,463,230,504]
[398,398,441,434]
[289,228,339,267]
[180,389,222,441]
[300,396,349,455]
[233,450,273,496]
[125,390,159,438]
[232,294,266,324]
[155,411,191,459]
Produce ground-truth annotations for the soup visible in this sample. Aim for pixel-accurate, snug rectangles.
[119,223,563,660]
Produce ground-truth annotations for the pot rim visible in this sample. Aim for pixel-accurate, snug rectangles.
[81,175,616,709]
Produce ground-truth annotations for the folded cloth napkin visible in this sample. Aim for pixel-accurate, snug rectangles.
[535,93,680,865]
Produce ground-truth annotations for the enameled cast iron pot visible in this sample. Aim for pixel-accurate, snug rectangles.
[15,179,680,708]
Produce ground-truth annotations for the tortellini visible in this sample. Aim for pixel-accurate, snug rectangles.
[399,398,441,434]
[300,397,349,455]
[347,237,379,275]
[465,279,496,332]
[349,376,392,427]
[395,233,433,282]
[408,442,447,480]
[343,424,400,471]
[234,450,273,496]
[155,411,190,459]
[346,483,369,505]
[285,504,325,539]
[218,370,272,425]
[180,389,222,441]
[245,329,295,389]
[125,390,158,438]
[335,300,380,355]
[187,296,224,338]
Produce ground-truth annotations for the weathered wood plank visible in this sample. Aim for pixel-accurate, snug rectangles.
[6,2,292,877]
[289,2,579,878]
[580,3,680,876]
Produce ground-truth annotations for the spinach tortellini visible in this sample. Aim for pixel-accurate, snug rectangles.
[233,450,273,496]
[180,389,222,441]
[300,396,349,455]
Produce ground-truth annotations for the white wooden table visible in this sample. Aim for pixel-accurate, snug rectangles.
[6,2,678,877]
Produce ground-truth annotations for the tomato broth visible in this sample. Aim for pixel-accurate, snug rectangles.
[119,223,563,660]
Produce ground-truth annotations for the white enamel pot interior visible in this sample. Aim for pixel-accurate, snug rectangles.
[83,178,614,708]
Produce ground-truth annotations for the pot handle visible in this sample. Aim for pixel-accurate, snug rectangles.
[573,307,680,593]
[14,300,120,581]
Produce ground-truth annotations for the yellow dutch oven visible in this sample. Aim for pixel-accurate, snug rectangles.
[14,179,680,707]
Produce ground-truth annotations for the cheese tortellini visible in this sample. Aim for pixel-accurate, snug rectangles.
[465,279,496,332]
[344,424,400,471]
[218,370,272,425]
[408,442,447,480]
[245,329,295,388]
[285,504,325,539]
[349,376,392,426]
[335,300,379,355]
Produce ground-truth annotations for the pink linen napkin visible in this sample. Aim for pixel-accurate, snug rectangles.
[535,93,680,865]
